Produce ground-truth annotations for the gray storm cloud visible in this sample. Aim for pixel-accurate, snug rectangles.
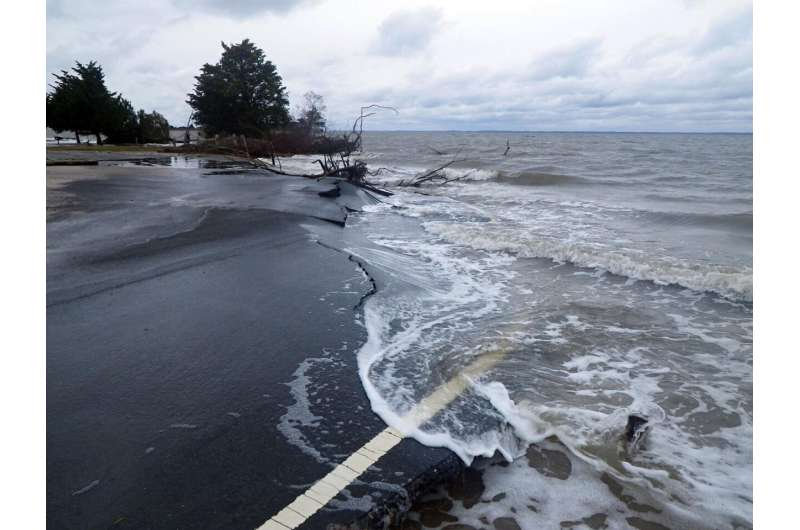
[172,0,320,18]
[370,8,444,56]
[527,39,602,81]
[46,0,752,132]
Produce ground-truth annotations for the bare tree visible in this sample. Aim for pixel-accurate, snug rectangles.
[295,91,327,136]
[309,104,398,184]
[248,104,398,196]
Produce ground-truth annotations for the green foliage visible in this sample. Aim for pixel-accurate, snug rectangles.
[47,61,155,145]
[187,39,290,137]
[46,74,83,137]
[137,110,171,143]
[48,62,117,143]
[103,96,139,144]
[47,61,111,142]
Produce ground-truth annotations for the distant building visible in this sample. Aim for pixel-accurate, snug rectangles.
[168,127,205,144]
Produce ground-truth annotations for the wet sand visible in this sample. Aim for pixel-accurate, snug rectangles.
[46,156,460,529]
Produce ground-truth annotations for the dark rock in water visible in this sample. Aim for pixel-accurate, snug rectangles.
[414,496,453,513]
[582,513,609,529]
[419,509,458,527]
[625,414,650,447]
[493,516,522,530]
[398,519,423,530]
[318,185,341,198]
[526,445,572,480]
[560,512,608,529]
[601,473,662,514]
[447,467,485,509]
[626,516,671,530]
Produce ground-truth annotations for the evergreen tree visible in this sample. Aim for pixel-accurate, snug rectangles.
[187,39,290,138]
[46,61,118,145]
[46,66,86,143]
[47,61,172,145]
[103,96,139,144]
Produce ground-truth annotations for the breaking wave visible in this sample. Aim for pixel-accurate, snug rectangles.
[350,190,752,529]
[350,131,752,529]
[494,170,592,186]
[425,221,752,301]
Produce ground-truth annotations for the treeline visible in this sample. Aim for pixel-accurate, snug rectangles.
[46,62,170,145]
[46,39,328,152]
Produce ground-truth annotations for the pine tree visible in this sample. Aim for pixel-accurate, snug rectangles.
[103,96,139,144]
[187,39,290,139]
[46,66,87,143]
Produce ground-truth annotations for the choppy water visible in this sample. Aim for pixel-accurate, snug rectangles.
[284,131,753,529]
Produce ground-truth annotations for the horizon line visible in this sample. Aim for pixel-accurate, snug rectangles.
[330,128,754,135]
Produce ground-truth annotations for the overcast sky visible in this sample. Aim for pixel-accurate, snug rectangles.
[46,0,752,132]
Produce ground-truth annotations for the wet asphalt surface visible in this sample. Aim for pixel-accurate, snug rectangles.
[46,157,457,529]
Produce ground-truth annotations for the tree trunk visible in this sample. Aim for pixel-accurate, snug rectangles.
[75,132,81,145]
[95,133,103,146]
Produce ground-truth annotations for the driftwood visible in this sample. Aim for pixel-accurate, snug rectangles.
[304,104,398,186]
[397,150,474,187]
[247,106,398,198]
[400,138,509,186]
[178,104,399,197]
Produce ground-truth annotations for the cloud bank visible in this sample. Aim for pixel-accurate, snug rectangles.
[46,0,752,132]
[370,8,443,56]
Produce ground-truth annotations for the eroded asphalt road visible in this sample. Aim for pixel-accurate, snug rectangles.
[47,158,458,529]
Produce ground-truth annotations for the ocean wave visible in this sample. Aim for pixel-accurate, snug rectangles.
[494,170,591,186]
[424,222,753,301]
[645,210,753,230]
[400,167,588,186]
[359,162,588,187]
[352,132,751,529]
[350,183,752,529]
[440,167,499,181]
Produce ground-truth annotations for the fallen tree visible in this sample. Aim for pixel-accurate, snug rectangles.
[397,151,474,187]
[251,104,398,191]
[398,136,517,187]
[309,104,398,184]
[170,105,521,193]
